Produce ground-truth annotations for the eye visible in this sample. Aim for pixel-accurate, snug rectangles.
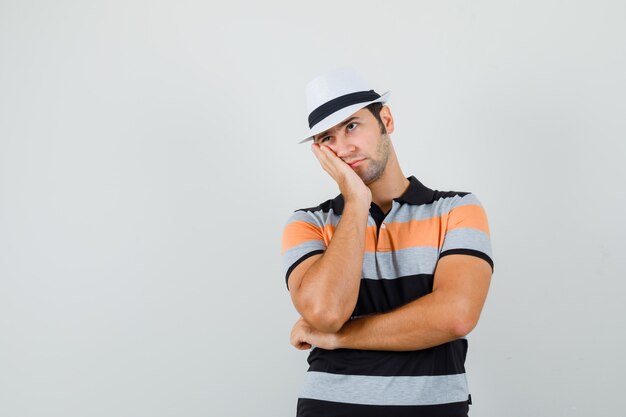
[317,136,331,144]
[346,122,358,131]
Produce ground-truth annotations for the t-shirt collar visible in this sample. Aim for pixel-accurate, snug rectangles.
[393,176,436,205]
[330,175,435,214]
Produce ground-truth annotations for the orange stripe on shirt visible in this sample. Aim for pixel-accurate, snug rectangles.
[284,204,489,254]
[281,221,335,253]
[370,205,490,252]
[446,204,491,236]
[373,217,445,252]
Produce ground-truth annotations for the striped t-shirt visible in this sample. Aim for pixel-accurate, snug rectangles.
[281,176,493,417]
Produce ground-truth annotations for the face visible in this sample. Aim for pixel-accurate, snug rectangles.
[313,107,391,184]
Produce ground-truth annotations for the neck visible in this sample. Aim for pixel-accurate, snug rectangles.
[367,144,409,213]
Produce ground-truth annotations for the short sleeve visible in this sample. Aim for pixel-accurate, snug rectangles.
[439,193,494,271]
[281,211,327,289]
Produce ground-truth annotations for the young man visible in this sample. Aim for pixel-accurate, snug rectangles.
[281,68,494,417]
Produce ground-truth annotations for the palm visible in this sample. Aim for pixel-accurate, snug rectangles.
[312,144,372,205]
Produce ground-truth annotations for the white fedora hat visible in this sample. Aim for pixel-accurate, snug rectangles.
[299,68,391,143]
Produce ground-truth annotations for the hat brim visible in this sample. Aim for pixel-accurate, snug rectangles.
[299,90,391,144]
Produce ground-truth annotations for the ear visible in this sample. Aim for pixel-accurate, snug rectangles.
[380,105,395,134]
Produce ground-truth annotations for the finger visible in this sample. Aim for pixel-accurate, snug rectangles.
[311,143,338,162]
[311,144,339,177]
[320,145,354,173]
[313,144,350,178]
[311,143,335,165]
[290,328,306,348]
[291,334,311,350]
[319,145,340,162]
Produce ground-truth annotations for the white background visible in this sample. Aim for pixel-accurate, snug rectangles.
[1,1,625,416]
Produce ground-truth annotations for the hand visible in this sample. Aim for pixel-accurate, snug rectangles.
[311,144,371,207]
[290,317,340,351]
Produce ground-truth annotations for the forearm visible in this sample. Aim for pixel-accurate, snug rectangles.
[296,201,369,330]
[336,290,469,351]
[332,255,491,351]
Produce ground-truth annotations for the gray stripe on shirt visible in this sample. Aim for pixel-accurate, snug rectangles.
[299,371,469,406]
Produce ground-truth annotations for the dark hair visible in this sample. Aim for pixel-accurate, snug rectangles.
[364,102,387,134]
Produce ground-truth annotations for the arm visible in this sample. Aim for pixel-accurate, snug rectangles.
[287,144,371,333]
[291,254,492,351]
[338,254,492,350]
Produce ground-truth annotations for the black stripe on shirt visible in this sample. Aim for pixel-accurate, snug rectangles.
[307,338,468,377]
[286,250,325,289]
[352,274,434,317]
[439,248,494,271]
[296,397,470,417]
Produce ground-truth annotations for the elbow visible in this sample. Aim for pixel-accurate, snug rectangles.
[449,307,479,338]
[305,306,347,333]
[294,286,352,333]
[451,318,476,338]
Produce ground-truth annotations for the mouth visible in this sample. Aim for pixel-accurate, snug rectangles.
[347,159,364,168]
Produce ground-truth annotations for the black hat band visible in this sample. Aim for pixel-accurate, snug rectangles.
[308,90,381,129]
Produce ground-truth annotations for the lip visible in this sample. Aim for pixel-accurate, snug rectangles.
[347,159,364,168]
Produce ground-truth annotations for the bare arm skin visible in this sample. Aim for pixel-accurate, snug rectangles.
[291,254,492,351]
[287,144,371,333]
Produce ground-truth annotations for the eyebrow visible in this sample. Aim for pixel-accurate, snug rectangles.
[314,117,361,141]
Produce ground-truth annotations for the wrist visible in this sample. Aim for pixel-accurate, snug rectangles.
[335,318,358,349]
[343,199,371,215]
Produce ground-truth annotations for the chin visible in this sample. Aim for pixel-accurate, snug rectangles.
[362,169,386,185]
[362,175,381,185]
